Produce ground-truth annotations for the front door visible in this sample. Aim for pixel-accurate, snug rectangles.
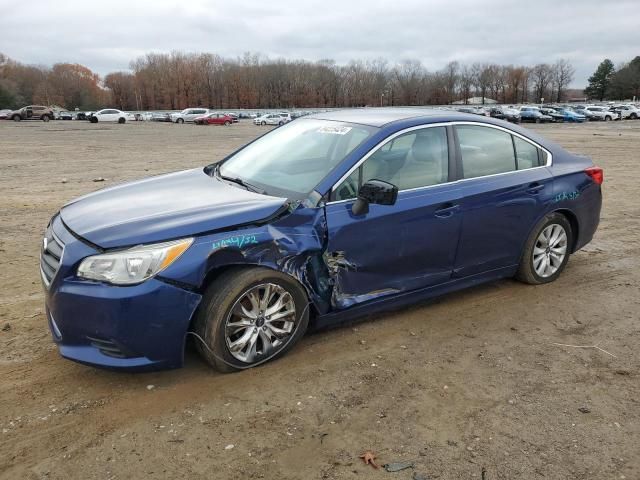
[325,125,463,309]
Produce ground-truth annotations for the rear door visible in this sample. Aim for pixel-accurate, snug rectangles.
[325,125,464,308]
[452,123,554,278]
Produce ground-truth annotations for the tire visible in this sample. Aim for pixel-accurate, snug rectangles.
[42,114,50,122]
[193,267,310,372]
[261,121,266,126]
[516,212,573,285]
[631,113,638,120]
[278,121,284,126]
[12,115,21,122]
[605,115,611,121]
[224,120,231,126]
[118,117,126,124]
[535,118,541,124]
[177,118,184,124]
[90,117,98,123]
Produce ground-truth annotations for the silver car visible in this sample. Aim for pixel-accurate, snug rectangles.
[253,113,289,126]
[581,106,616,121]
[170,108,210,124]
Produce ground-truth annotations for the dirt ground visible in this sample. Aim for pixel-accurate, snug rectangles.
[0,119,638,480]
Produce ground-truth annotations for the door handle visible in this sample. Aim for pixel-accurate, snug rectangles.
[434,203,459,218]
[527,183,545,194]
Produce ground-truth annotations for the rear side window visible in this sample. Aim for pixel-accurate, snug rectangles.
[457,125,516,179]
[513,136,542,170]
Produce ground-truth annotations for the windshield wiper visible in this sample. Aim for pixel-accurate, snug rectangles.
[215,165,266,194]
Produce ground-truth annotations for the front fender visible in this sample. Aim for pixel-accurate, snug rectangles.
[159,205,332,315]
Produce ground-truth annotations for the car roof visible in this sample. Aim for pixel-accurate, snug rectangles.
[306,107,481,127]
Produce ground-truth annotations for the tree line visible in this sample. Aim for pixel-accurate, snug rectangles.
[585,57,640,101]
[0,51,635,111]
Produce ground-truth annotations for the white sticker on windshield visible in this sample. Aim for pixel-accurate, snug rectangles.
[317,126,352,135]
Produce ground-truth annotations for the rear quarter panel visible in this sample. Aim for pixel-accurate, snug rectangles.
[548,150,602,252]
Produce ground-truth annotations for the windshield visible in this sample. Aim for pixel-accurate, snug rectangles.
[218,119,376,199]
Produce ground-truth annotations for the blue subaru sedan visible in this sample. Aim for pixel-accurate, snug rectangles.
[41,109,603,372]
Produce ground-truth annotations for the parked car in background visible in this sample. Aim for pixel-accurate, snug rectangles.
[519,107,552,123]
[554,108,586,123]
[456,106,487,116]
[581,106,615,121]
[170,108,209,124]
[489,106,521,123]
[225,112,239,123]
[254,113,289,126]
[0,109,12,119]
[57,111,74,120]
[89,109,131,124]
[539,107,565,122]
[40,108,603,372]
[8,105,55,122]
[194,112,234,125]
[610,105,639,120]
[570,106,598,121]
[150,112,172,122]
[76,112,89,121]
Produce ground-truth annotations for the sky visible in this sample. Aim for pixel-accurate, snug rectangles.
[0,0,638,87]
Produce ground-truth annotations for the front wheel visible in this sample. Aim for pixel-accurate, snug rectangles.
[90,117,98,123]
[631,113,638,120]
[605,115,611,121]
[193,268,309,372]
[224,120,231,126]
[42,114,50,122]
[177,118,184,124]
[118,117,126,124]
[261,121,266,126]
[516,213,573,285]
[12,115,21,122]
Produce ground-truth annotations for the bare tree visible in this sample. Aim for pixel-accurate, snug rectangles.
[553,59,575,102]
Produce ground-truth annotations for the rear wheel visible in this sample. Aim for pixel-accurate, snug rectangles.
[224,120,231,126]
[194,268,309,372]
[261,121,266,126]
[516,213,572,285]
[631,113,638,120]
[42,114,50,122]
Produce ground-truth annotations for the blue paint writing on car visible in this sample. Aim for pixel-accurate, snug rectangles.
[212,234,259,249]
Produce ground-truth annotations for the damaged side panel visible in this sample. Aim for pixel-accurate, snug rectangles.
[160,204,334,315]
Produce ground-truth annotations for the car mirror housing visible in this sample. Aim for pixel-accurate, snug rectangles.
[352,179,398,216]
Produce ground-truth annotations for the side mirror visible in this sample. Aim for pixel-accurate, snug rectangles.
[352,179,398,216]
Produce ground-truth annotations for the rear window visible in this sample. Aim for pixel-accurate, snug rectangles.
[457,125,516,179]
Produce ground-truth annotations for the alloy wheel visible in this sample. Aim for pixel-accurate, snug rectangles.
[533,224,568,278]
[224,283,297,363]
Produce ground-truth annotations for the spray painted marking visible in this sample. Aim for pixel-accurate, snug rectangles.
[553,191,580,203]
[212,234,259,250]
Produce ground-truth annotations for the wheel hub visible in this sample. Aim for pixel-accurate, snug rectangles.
[224,283,297,363]
[533,223,568,278]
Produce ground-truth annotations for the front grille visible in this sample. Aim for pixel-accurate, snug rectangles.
[40,224,64,288]
[87,336,130,358]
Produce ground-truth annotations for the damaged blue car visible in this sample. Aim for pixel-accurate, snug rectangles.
[41,108,603,372]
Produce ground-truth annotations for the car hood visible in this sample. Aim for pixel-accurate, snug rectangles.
[60,168,288,249]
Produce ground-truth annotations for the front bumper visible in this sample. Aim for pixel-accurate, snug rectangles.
[43,216,202,371]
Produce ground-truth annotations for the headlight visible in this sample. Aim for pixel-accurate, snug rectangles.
[77,238,193,285]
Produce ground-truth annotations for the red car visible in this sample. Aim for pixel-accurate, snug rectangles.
[194,113,234,125]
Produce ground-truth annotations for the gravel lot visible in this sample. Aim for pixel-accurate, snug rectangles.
[0,119,638,480]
